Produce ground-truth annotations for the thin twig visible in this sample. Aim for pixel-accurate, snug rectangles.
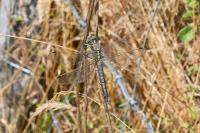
[64,0,87,28]
[2,58,33,75]
[111,113,136,133]
[104,61,154,133]
[133,0,161,99]
[65,0,155,132]
[72,0,96,132]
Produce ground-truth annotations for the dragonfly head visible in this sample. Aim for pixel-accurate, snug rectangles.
[85,33,100,45]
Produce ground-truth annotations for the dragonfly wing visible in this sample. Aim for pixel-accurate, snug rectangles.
[102,41,144,70]
[57,61,95,86]
[52,45,96,86]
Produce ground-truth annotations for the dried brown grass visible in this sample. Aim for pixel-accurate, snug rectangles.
[1,0,199,132]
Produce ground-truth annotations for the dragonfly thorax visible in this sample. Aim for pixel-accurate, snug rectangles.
[85,34,101,51]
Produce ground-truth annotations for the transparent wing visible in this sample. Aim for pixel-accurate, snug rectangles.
[102,41,145,70]
[57,60,95,86]
[53,46,96,86]
[55,40,145,85]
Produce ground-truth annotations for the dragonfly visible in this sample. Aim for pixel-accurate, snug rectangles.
[84,34,112,132]
[56,32,191,133]
[84,34,110,103]
[56,32,147,132]
[56,34,191,100]
[57,35,145,84]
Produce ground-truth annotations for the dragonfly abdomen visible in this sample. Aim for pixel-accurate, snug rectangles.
[95,56,109,103]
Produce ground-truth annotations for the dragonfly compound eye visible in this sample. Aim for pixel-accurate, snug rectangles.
[86,34,98,44]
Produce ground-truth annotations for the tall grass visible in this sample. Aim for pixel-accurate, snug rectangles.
[0,0,199,132]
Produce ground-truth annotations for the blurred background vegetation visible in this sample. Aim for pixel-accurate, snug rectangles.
[0,0,199,133]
